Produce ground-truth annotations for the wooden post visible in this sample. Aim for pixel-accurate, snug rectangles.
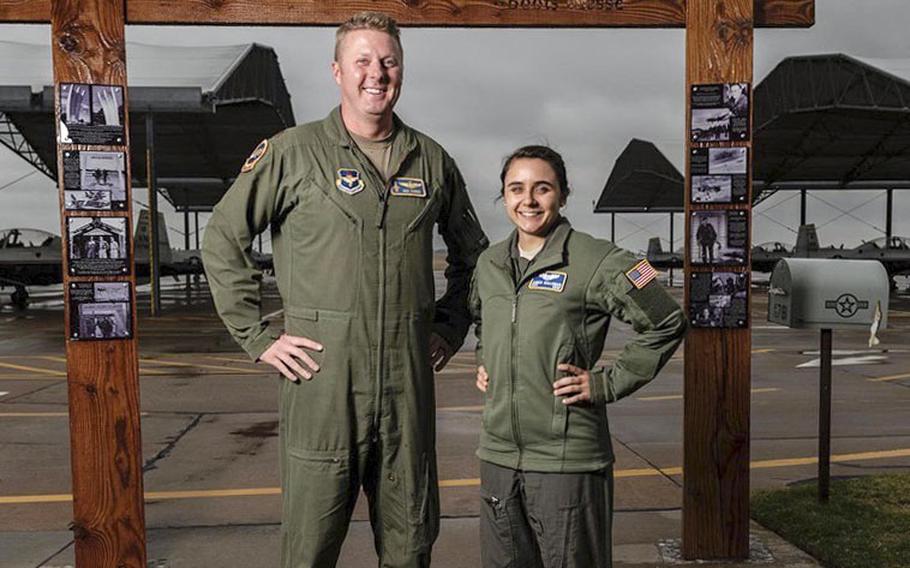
[50,1,147,566]
[683,0,754,559]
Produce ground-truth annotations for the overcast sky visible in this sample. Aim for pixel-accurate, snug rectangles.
[2,1,910,256]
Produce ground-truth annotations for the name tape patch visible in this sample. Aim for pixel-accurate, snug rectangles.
[241,139,268,173]
[390,177,427,198]
[625,259,657,289]
[528,271,567,293]
[336,168,365,195]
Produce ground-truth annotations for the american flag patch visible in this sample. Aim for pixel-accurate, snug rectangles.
[625,260,657,289]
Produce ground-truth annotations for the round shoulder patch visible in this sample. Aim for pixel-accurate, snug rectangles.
[241,139,269,173]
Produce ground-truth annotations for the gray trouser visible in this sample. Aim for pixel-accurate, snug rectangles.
[479,461,614,568]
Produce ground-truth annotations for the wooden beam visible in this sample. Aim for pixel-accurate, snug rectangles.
[51,0,148,566]
[683,0,753,560]
[2,0,814,27]
[0,0,49,22]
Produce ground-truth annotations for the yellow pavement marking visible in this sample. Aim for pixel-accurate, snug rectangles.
[204,356,255,364]
[37,356,67,363]
[752,348,775,354]
[868,372,910,383]
[438,405,483,412]
[4,448,909,505]
[139,358,266,374]
[0,362,66,377]
[0,412,150,418]
[0,412,69,417]
[637,387,779,402]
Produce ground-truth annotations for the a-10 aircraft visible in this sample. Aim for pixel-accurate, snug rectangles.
[0,210,270,307]
[646,224,910,286]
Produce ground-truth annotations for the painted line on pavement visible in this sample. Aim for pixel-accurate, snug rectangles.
[0,412,150,418]
[139,358,266,374]
[0,361,66,377]
[868,372,910,383]
[637,387,779,402]
[0,391,7,398]
[438,405,482,412]
[4,447,909,506]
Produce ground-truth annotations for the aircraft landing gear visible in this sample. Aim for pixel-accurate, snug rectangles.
[10,286,28,308]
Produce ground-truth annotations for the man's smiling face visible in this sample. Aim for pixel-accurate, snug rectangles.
[332,29,403,125]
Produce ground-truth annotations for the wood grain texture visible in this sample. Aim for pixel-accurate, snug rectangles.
[683,0,753,560]
[1,0,815,27]
[51,1,147,567]
[0,0,49,22]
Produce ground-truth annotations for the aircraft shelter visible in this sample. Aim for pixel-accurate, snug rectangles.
[594,52,910,257]
[0,41,295,310]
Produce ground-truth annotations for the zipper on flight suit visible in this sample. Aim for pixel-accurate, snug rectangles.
[372,183,391,444]
[510,289,524,468]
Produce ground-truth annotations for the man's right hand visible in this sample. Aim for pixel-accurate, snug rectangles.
[260,334,324,382]
[476,365,489,393]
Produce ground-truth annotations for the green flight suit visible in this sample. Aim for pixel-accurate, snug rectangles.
[202,107,488,568]
[469,218,686,471]
[469,218,685,567]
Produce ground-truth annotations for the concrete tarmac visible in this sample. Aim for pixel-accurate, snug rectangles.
[2,276,909,567]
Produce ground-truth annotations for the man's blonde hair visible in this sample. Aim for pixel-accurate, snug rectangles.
[335,12,402,61]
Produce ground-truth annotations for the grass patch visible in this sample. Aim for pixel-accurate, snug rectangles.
[751,473,910,568]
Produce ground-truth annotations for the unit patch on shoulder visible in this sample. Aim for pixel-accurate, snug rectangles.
[390,177,427,198]
[625,259,658,290]
[240,139,269,173]
[528,271,567,293]
[336,168,365,195]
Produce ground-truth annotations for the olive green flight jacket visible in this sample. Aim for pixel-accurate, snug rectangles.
[469,219,686,473]
[203,107,487,363]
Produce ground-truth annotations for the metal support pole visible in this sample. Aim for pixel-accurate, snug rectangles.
[611,212,616,242]
[669,212,675,286]
[194,212,200,249]
[183,208,191,292]
[800,189,807,227]
[146,113,161,316]
[886,189,893,246]
[819,327,832,503]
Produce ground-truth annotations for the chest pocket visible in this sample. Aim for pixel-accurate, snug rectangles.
[287,182,362,312]
[398,186,444,313]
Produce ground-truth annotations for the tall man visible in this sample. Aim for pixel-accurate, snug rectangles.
[202,12,488,568]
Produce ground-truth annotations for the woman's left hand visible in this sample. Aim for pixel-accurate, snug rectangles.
[553,363,591,406]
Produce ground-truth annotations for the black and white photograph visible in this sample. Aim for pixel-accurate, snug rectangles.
[58,83,125,145]
[690,210,748,266]
[689,271,748,328]
[690,147,749,203]
[690,82,751,142]
[63,150,127,211]
[60,83,91,126]
[66,216,130,276]
[69,281,132,340]
[692,175,732,203]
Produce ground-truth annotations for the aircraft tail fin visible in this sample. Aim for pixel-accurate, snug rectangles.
[795,224,820,255]
[647,237,664,258]
[135,209,173,265]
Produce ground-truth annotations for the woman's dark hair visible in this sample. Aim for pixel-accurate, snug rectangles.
[499,145,570,202]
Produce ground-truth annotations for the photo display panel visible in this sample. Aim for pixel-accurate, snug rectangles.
[66,216,130,276]
[690,210,748,266]
[690,82,750,142]
[59,83,125,145]
[690,147,748,204]
[63,150,128,211]
[689,271,748,328]
[69,281,132,340]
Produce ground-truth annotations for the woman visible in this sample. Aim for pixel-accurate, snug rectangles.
[469,145,686,568]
